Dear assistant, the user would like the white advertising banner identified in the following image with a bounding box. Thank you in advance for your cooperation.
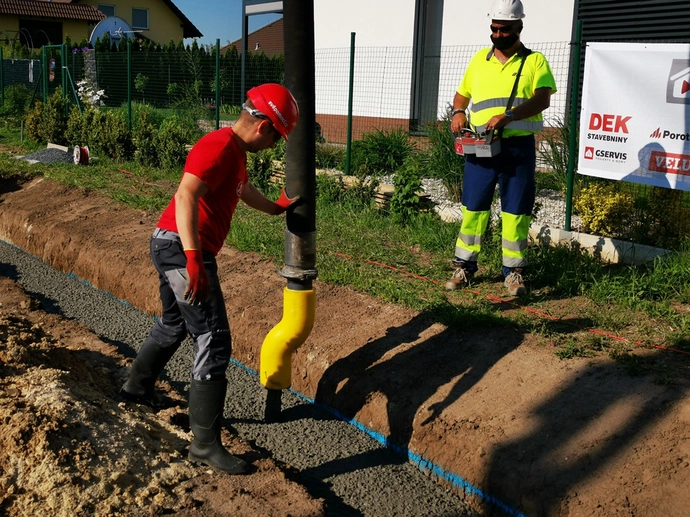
[578,42,690,191]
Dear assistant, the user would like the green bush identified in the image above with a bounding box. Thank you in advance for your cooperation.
[247,149,276,192]
[315,143,345,170]
[154,117,188,170]
[390,156,423,224]
[65,105,84,146]
[246,140,285,192]
[343,176,379,210]
[575,182,635,237]
[574,181,690,248]
[79,108,96,146]
[269,139,286,164]
[23,89,69,145]
[1,84,32,125]
[40,88,68,145]
[70,108,133,161]
[64,103,200,167]
[134,73,149,102]
[647,188,690,248]
[133,110,159,167]
[104,111,134,161]
[131,101,165,129]
[25,101,44,142]
[629,186,690,249]
[174,112,204,146]
[316,173,346,205]
[418,114,464,203]
[346,128,415,178]
[88,110,108,152]
[220,104,241,116]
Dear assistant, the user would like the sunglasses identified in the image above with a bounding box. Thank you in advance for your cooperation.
[490,24,518,34]
[242,103,282,141]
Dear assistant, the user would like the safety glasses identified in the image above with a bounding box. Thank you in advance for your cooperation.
[490,24,518,34]
[242,103,282,141]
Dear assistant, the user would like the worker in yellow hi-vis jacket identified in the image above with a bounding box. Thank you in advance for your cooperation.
[446,0,557,296]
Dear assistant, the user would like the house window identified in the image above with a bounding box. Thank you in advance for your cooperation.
[132,8,149,30]
[98,4,115,17]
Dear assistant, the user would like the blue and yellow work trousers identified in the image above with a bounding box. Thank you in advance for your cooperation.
[454,135,536,277]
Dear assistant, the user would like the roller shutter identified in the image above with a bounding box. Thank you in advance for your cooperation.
[567,0,690,116]
[574,0,690,43]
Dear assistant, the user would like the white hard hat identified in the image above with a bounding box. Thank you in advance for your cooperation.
[488,0,525,21]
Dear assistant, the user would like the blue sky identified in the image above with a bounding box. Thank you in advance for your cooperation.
[172,0,282,46]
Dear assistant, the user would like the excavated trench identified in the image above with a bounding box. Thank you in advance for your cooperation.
[0,175,480,516]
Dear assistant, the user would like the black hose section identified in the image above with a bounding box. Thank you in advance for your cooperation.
[283,0,317,250]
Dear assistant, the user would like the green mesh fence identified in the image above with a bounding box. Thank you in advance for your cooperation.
[3,40,570,137]
[91,44,284,124]
[314,41,572,144]
[1,39,689,249]
[0,57,41,92]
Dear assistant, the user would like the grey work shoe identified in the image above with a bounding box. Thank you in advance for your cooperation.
[504,268,527,296]
[445,266,474,290]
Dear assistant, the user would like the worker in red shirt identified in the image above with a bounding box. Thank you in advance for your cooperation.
[121,83,299,475]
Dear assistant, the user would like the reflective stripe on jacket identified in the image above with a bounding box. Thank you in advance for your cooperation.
[457,46,557,138]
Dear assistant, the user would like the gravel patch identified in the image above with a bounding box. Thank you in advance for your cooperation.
[17,147,74,165]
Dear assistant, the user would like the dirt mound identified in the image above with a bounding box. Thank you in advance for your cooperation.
[0,276,324,516]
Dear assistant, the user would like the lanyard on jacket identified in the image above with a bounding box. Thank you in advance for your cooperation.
[497,45,532,139]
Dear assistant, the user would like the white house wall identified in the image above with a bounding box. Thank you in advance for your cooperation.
[441,0,575,46]
[313,0,575,49]
[315,47,414,119]
[314,0,574,122]
[314,0,418,49]
[314,0,417,120]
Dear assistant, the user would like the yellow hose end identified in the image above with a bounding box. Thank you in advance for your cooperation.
[260,287,315,390]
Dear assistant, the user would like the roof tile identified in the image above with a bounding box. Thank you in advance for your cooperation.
[224,18,284,57]
[0,0,106,22]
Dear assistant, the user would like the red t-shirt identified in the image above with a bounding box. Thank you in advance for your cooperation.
[157,128,247,255]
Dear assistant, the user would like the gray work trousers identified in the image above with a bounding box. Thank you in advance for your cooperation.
[147,228,231,381]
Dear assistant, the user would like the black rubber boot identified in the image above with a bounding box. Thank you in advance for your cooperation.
[120,336,179,409]
[188,379,248,475]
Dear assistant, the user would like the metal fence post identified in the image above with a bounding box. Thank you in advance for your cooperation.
[345,32,356,176]
[565,20,583,232]
[0,46,4,108]
[62,44,68,117]
[42,46,47,103]
[127,39,132,132]
[216,39,220,130]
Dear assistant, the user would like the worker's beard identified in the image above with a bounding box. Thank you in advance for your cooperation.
[491,33,519,51]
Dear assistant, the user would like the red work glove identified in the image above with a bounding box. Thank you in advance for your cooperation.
[184,249,210,305]
[274,187,300,214]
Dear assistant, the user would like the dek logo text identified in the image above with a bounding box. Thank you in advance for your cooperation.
[588,113,631,134]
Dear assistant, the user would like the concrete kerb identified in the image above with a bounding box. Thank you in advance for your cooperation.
[528,225,671,266]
